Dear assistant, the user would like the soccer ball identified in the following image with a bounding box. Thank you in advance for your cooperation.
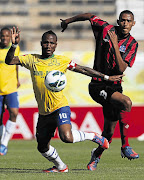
[44,70,67,92]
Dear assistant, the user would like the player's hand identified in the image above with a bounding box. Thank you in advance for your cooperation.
[109,74,124,82]
[108,30,118,46]
[60,19,68,32]
[11,26,20,45]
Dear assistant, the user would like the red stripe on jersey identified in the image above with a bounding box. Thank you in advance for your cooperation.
[97,20,107,26]
[91,16,100,23]
[91,16,107,26]
[103,24,114,39]
[125,36,134,50]
[91,15,114,40]
[118,36,138,67]
[118,36,133,49]
[124,42,138,67]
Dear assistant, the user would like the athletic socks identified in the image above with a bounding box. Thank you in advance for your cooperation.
[71,130,95,143]
[120,111,130,148]
[41,145,66,170]
[1,120,16,147]
[0,124,5,144]
[41,131,98,169]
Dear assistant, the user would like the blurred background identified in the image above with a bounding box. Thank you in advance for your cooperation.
[0,0,144,139]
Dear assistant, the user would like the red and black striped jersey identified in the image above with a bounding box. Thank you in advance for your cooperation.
[90,15,138,77]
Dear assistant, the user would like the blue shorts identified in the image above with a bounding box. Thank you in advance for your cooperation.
[36,106,71,142]
[0,92,19,115]
[55,106,71,126]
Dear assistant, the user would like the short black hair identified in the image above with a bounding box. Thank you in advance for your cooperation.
[119,10,134,20]
[0,27,11,33]
[42,30,57,41]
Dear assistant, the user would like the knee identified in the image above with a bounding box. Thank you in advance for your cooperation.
[123,97,132,112]
[9,109,19,120]
[59,131,73,143]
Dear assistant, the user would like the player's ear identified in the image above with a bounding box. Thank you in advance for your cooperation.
[132,21,136,26]
[40,41,43,46]
[117,19,120,25]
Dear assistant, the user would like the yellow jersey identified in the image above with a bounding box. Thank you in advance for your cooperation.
[0,44,20,95]
[19,54,71,115]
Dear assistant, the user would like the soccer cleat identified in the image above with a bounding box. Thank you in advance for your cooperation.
[43,165,68,173]
[92,133,109,149]
[0,144,8,156]
[87,148,100,171]
[121,146,139,160]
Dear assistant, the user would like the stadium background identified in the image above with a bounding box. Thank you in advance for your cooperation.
[0,0,144,140]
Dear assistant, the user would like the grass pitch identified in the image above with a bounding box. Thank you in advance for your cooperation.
[0,139,143,180]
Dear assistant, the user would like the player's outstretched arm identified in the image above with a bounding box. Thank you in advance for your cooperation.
[70,64,124,82]
[60,13,93,32]
[5,27,21,65]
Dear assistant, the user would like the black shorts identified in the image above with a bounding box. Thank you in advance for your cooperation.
[36,106,71,144]
[89,82,123,121]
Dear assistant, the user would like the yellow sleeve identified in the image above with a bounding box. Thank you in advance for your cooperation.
[15,45,20,56]
[18,54,33,70]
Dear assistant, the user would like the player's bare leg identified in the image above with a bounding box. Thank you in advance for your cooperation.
[0,108,18,156]
[58,123,109,149]
[111,92,139,160]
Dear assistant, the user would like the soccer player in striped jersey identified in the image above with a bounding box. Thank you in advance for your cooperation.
[5,27,122,173]
[0,27,20,156]
[61,10,139,170]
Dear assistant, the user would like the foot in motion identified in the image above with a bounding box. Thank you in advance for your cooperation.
[0,144,7,156]
[92,133,109,149]
[43,165,68,173]
[121,146,139,160]
[87,148,100,171]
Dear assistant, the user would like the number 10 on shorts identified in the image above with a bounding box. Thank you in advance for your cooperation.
[59,113,67,119]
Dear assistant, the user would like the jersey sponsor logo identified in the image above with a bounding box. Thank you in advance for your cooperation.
[99,90,107,100]
[33,71,49,77]
[33,71,43,76]
[119,45,126,53]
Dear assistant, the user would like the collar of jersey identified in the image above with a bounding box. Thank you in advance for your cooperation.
[42,54,54,60]
[0,43,11,49]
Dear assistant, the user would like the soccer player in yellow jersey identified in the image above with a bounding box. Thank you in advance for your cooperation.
[5,27,123,172]
[0,27,20,155]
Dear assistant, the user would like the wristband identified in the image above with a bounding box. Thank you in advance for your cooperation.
[11,44,18,48]
[104,75,109,81]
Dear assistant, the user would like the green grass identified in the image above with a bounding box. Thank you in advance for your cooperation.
[0,139,144,180]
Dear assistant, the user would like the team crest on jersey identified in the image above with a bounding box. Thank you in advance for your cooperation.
[119,45,126,53]
[48,58,60,66]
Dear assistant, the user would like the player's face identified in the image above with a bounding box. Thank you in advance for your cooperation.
[41,34,57,58]
[118,13,135,36]
[0,30,11,48]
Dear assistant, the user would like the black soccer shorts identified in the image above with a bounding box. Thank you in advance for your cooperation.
[89,82,123,121]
